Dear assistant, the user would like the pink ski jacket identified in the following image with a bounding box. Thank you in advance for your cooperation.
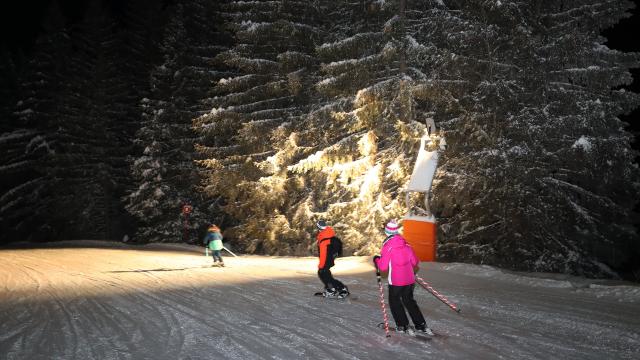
[374,234,419,286]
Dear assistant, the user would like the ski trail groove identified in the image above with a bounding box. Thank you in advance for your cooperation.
[1,243,639,360]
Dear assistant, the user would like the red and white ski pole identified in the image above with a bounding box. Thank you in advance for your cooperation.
[415,275,461,313]
[375,266,391,337]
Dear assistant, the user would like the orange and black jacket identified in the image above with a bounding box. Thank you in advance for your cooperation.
[317,226,336,269]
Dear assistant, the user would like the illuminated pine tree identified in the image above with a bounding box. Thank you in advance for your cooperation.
[199,0,444,255]
[193,0,639,278]
[195,0,323,253]
[279,0,434,254]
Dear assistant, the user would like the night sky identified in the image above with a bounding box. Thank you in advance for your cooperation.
[1,0,87,52]
[602,5,640,142]
[0,0,175,52]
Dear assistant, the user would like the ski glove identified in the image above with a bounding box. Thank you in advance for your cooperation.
[372,255,380,266]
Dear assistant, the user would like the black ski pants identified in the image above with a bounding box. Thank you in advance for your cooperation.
[388,284,425,328]
[318,267,346,291]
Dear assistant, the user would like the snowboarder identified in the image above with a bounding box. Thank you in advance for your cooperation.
[315,220,349,298]
[203,224,224,266]
[374,220,433,335]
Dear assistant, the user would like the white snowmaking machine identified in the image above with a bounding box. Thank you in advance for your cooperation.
[402,118,446,261]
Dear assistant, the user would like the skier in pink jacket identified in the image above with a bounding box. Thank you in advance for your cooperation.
[374,220,433,335]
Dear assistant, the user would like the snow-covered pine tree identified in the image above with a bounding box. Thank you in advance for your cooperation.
[104,0,163,239]
[4,0,161,242]
[525,0,640,275]
[0,50,19,134]
[43,2,134,240]
[194,0,639,275]
[1,3,70,241]
[196,0,451,256]
[428,0,640,277]
[126,0,225,242]
[195,0,324,254]
[196,0,427,255]
[273,0,441,255]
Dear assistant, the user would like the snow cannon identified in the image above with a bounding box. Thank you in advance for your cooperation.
[403,215,437,262]
[402,124,443,262]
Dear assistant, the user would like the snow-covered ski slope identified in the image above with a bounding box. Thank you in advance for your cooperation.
[1,241,638,360]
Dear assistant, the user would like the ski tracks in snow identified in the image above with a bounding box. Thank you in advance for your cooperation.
[0,245,430,359]
[1,242,640,360]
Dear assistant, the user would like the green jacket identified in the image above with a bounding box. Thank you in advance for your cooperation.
[204,231,223,251]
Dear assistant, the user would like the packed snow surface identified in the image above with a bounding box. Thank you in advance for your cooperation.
[1,241,639,360]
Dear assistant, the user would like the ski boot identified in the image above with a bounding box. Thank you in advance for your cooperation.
[415,323,435,336]
[395,325,414,335]
[323,288,338,298]
[337,287,350,299]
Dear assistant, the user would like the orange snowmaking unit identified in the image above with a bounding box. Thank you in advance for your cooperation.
[402,121,445,262]
[403,216,437,261]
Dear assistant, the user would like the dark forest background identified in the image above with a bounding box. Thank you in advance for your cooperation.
[1,0,639,280]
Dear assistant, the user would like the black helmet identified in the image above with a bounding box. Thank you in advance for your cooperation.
[316,220,327,230]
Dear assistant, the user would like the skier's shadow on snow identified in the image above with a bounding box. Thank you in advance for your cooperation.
[107,267,204,273]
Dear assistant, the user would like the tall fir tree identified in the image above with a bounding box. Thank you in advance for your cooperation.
[281,0,425,254]
[1,2,70,241]
[428,0,640,277]
[3,0,162,242]
[44,0,157,240]
[195,0,639,278]
[194,0,324,253]
[126,0,226,242]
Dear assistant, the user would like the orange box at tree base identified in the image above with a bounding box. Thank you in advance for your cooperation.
[402,218,437,262]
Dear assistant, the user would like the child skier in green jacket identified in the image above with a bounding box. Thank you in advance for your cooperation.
[203,224,224,266]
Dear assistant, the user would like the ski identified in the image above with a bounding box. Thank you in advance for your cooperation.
[376,323,433,342]
[313,292,353,300]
